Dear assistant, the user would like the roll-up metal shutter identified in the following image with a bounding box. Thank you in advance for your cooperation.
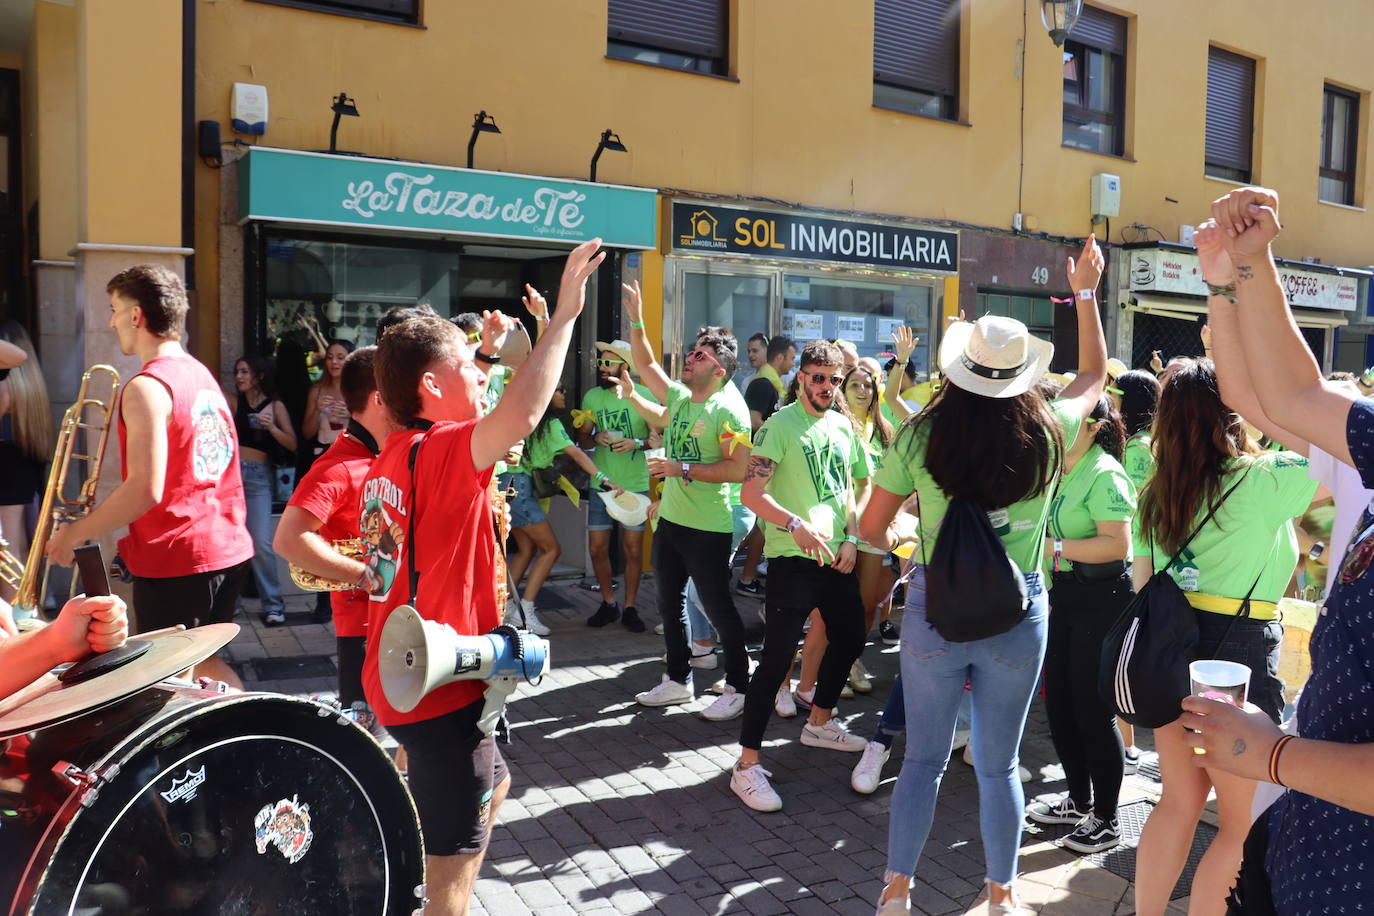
[1206,47,1256,175]
[1070,5,1126,54]
[873,0,959,97]
[608,0,727,60]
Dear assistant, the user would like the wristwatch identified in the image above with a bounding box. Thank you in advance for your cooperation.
[785,515,802,533]
[475,350,501,364]
[681,462,693,483]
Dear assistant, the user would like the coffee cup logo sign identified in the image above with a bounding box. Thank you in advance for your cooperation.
[1128,246,1363,312]
[342,171,587,238]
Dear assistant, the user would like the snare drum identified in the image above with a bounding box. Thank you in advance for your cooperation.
[0,684,425,914]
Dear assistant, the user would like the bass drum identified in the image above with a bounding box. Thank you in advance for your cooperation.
[0,685,425,915]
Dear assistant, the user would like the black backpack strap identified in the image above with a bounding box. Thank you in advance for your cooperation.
[404,419,435,608]
[1158,465,1254,572]
[1209,570,1264,656]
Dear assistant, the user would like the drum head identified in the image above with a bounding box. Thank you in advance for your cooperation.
[11,689,423,915]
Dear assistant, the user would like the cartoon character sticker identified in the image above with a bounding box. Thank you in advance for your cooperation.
[191,389,234,481]
[360,496,404,599]
[254,795,314,864]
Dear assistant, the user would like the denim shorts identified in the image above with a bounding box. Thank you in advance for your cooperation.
[1192,608,1285,723]
[503,472,546,529]
[587,489,648,531]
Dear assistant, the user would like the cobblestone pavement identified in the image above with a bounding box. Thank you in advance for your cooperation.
[228,571,1202,916]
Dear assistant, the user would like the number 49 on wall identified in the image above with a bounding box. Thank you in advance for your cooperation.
[1031,266,1049,286]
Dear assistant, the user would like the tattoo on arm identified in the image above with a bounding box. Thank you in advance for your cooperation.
[1232,738,1247,756]
[745,456,775,482]
[1236,264,1254,282]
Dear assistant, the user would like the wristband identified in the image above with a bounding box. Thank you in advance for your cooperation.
[680,462,692,483]
[630,320,644,330]
[1205,280,1238,304]
[475,350,501,364]
[1053,538,1064,573]
[785,515,802,533]
[1268,734,1296,787]
[844,535,859,546]
[634,438,645,450]
[1075,289,1096,301]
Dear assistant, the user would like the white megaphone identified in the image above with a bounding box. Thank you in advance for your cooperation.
[378,605,550,732]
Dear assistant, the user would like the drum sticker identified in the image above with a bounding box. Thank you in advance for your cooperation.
[159,766,207,804]
[254,796,314,864]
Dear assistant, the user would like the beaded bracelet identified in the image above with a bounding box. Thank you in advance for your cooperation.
[1205,281,1238,304]
[1268,734,1297,787]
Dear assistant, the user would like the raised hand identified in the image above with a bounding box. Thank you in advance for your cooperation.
[552,238,605,325]
[520,287,549,324]
[1211,187,1282,258]
[1194,219,1235,286]
[1067,234,1105,294]
[1150,350,1164,374]
[611,367,634,399]
[622,280,644,328]
[481,308,519,355]
[893,326,917,363]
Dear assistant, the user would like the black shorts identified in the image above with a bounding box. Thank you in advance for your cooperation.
[1192,608,1285,724]
[132,561,249,633]
[388,698,509,856]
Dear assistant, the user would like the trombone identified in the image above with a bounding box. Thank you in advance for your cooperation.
[0,366,120,614]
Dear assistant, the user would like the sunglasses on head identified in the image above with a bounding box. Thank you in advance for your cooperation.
[806,372,845,387]
[466,331,482,343]
[596,358,625,369]
[686,348,723,370]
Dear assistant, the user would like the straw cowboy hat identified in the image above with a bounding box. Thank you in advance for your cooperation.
[594,339,635,369]
[940,316,1054,399]
[1105,357,1129,379]
[599,489,651,527]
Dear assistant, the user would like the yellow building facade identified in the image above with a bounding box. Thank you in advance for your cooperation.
[7,0,1374,397]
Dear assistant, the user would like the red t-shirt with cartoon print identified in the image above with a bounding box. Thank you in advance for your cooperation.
[360,419,498,726]
[287,430,375,637]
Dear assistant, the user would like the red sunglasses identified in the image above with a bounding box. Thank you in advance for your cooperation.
[686,348,723,371]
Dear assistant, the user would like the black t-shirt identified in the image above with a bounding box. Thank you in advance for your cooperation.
[744,377,780,425]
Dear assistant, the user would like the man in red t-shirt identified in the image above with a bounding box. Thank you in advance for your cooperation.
[47,265,252,688]
[273,346,394,731]
[363,239,604,912]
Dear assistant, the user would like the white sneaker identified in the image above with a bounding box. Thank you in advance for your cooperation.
[800,717,867,752]
[962,743,1033,782]
[636,675,693,707]
[849,659,873,693]
[875,893,911,915]
[851,740,890,794]
[514,600,550,636]
[657,646,719,669]
[840,682,856,699]
[774,683,797,718]
[653,622,665,635]
[951,728,972,752]
[701,685,746,721]
[730,763,782,812]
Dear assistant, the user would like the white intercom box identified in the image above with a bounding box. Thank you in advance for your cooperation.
[1090,173,1121,218]
[232,83,269,135]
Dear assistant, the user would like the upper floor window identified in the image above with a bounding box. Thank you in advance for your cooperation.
[248,0,419,26]
[873,0,960,121]
[1205,46,1256,183]
[1320,84,1360,206]
[607,0,728,76]
[1062,5,1127,157]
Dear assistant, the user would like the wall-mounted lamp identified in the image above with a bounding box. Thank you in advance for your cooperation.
[329,91,359,154]
[467,110,501,169]
[589,129,627,182]
[1039,0,1084,47]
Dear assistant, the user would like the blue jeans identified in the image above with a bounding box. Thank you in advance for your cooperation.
[685,502,755,643]
[240,459,284,615]
[887,565,1048,886]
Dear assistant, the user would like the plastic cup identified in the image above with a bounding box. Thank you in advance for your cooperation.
[605,430,624,441]
[1188,659,1251,755]
[645,448,666,462]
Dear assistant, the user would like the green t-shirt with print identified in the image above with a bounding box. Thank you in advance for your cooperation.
[873,400,1083,574]
[484,364,512,475]
[660,380,751,533]
[1122,433,1154,494]
[518,417,574,474]
[1131,451,1318,603]
[753,402,872,560]
[582,385,656,492]
[1047,444,1136,571]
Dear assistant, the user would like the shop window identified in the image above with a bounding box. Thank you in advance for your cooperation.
[1205,46,1256,183]
[785,275,934,377]
[682,273,770,354]
[607,0,728,76]
[1062,6,1126,157]
[248,0,419,26]
[1320,84,1360,206]
[873,0,959,121]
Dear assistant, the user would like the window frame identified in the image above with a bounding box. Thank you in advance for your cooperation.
[247,0,422,27]
[1320,84,1360,207]
[606,0,729,77]
[872,0,961,122]
[1061,39,1126,157]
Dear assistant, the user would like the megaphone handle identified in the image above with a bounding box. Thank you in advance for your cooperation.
[74,544,111,597]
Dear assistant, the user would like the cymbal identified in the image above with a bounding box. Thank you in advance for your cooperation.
[0,623,239,738]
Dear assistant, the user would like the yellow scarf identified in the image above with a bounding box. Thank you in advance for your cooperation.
[755,363,785,396]
[720,421,752,456]
[571,408,596,430]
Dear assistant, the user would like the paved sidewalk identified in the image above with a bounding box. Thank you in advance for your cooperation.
[228,574,1197,916]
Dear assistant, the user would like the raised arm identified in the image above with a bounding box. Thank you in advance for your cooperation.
[623,281,671,402]
[1213,188,1356,465]
[1056,234,1109,420]
[884,327,917,422]
[612,367,668,428]
[471,240,605,471]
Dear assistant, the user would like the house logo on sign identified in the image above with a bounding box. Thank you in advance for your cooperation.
[679,210,727,248]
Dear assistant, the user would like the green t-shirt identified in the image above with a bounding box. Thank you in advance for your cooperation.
[753,403,872,560]
[1047,444,1136,571]
[518,417,574,474]
[1131,451,1318,603]
[716,382,751,508]
[485,364,511,475]
[873,400,1083,574]
[581,385,656,492]
[660,380,751,533]
[1122,433,1154,494]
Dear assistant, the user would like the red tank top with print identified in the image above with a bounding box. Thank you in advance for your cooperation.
[117,354,253,577]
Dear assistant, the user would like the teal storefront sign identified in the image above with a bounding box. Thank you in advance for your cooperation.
[238,148,657,249]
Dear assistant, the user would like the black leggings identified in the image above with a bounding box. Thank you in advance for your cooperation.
[337,635,366,707]
[739,556,867,750]
[654,519,750,691]
[1045,572,1131,820]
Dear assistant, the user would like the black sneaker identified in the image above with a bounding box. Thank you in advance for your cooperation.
[587,602,620,627]
[878,620,899,645]
[312,593,333,624]
[735,579,764,598]
[1026,794,1090,825]
[622,606,646,633]
[1123,746,1142,775]
[1061,815,1121,854]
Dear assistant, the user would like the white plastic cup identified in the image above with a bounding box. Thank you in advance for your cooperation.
[1188,659,1251,755]
[645,448,666,462]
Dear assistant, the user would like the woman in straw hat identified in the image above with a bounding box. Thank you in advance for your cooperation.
[860,236,1108,915]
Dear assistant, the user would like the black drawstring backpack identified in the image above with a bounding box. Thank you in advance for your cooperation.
[919,494,1030,642]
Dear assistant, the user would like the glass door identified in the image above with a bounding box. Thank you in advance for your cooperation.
[666,262,777,381]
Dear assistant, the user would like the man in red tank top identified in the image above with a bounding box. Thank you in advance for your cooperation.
[362,238,603,914]
[46,265,253,688]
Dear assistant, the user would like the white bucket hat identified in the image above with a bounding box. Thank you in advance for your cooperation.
[939,316,1054,399]
[598,489,651,527]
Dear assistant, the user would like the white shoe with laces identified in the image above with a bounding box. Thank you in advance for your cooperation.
[636,675,693,707]
[730,763,782,812]
[774,683,797,718]
[849,659,873,693]
[511,600,550,636]
[700,685,745,721]
[800,717,867,752]
[851,741,890,794]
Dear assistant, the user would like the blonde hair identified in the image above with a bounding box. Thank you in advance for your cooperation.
[0,322,55,463]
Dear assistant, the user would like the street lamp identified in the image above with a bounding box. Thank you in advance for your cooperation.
[329,91,359,154]
[1040,0,1083,47]
[467,110,501,169]
[589,129,627,182]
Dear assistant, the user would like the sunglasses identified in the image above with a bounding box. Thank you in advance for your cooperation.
[807,372,845,387]
[686,348,723,371]
[466,331,482,343]
[596,358,626,369]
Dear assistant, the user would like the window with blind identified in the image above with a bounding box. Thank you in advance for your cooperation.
[1062,6,1127,157]
[1320,85,1360,206]
[1205,47,1256,183]
[873,0,960,120]
[248,0,419,26]
[607,0,728,76]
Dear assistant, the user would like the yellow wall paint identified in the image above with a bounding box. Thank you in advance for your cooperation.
[76,0,181,246]
[28,1,78,260]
